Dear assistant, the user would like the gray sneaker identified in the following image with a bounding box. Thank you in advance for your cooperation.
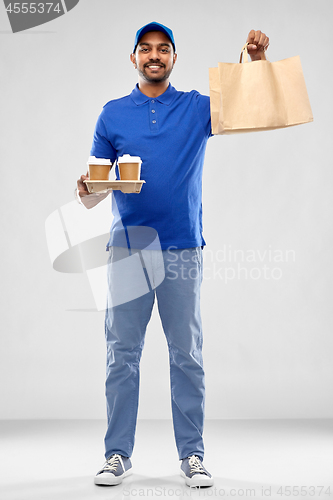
[180,455,214,487]
[94,454,132,486]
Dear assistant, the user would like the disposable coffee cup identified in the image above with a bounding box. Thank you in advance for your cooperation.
[118,154,142,181]
[87,156,111,180]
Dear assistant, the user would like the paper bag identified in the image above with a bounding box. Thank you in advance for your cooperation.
[209,44,313,134]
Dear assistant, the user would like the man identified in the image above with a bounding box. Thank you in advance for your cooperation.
[77,22,269,488]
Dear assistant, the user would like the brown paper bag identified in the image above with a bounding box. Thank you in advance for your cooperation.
[209,44,313,134]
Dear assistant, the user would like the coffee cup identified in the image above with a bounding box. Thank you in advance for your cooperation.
[87,156,111,180]
[117,154,142,181]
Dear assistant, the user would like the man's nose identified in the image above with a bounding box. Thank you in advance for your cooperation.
[149,48,160,60]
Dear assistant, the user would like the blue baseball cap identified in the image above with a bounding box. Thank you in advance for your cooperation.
[133,22,176,53]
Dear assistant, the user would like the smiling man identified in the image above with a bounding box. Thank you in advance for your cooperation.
[77,22,269,488]
[131,30,176,87]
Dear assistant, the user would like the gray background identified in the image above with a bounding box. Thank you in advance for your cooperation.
[1,0,332,420]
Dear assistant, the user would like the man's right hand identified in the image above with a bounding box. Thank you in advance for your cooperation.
[77,172,90,197]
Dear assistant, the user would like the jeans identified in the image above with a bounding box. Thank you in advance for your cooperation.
[104,246,205,461]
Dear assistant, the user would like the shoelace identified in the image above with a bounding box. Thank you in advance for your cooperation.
[104,454,122,472]
[188,455,205,475]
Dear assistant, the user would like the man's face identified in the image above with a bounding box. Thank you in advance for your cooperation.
[130,31,177,84]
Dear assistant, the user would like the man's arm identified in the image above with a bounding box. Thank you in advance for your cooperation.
[246,30,270,61]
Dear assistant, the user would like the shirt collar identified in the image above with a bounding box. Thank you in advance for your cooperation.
[130,83,177,106]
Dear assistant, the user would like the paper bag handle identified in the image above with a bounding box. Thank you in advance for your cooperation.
[239,42,267,63]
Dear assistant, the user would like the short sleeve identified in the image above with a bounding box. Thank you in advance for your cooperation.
[196,94,213,138]
[90,112,117,160]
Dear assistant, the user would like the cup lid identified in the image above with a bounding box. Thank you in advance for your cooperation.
[118,154,142,164]
[87,156,111,165]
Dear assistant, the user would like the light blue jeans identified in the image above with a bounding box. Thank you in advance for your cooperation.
[104,246,205,461]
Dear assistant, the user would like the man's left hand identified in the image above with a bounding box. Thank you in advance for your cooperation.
[246,30,269,61]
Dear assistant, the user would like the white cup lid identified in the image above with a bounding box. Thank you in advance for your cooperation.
[87,156,111,165]
[118,154,142,164]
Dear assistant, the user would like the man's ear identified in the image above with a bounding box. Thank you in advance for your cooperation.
[173,53,177,65]
[130,53,137,69]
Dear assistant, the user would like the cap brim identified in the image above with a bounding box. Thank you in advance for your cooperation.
[133,22,175,52]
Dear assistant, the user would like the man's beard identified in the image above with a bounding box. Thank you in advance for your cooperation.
[138,63,174,84]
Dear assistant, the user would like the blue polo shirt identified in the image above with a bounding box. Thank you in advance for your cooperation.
[90,83,212,250]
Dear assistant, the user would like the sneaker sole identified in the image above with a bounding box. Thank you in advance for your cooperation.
[94,468,132,486]
[180,470,214,488]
